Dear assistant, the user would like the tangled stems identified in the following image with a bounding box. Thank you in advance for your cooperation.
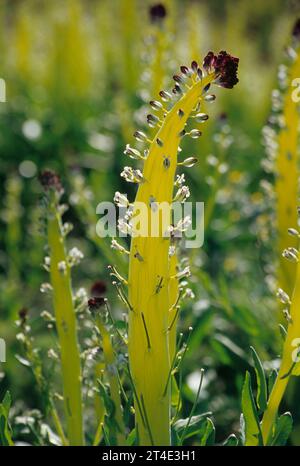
[46,194,84,446]
[261,249,300,444]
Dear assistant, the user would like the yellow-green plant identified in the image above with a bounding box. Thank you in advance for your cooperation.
[40,170,84,446]
[88,297,126,446]
[260,219,300,444]
[264,21,300,296]
[114,51,239,445]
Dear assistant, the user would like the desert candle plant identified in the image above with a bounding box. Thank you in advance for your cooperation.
[260,216,300,444]
[40,171,84,446]
[114,52,239,445]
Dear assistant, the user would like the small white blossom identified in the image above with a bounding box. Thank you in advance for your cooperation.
[68,247,84,266]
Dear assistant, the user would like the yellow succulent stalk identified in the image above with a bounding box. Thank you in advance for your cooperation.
[275,53,300,295]
[124,52,239,445]
[261,237,300,444]
[43,173,84,446]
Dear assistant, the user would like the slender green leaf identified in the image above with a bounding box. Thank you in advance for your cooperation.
[223,434,239,446]
[0,391,14,446]
[270,412,293,446]
[241,372,262,446]
[173,413,211,440]
[250,346,267,412]
[200,418,215,446]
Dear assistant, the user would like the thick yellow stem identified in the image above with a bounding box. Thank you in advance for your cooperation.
[128,74,214,445]
[48,210,84,446]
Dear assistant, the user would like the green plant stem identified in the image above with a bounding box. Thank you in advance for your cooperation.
[50,401,69,446]
[47,208,84,446]
[95,317,126,445]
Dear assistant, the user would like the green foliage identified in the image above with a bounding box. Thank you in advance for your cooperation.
[241,372,262,446]
[0,392,14,446]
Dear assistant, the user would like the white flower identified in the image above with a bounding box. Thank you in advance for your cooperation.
[114,191,129,208]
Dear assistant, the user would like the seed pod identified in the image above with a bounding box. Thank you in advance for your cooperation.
[288,227,299,237]
[159,90,172,101]
[204,94,216,102]
[147,114,160,127]
[124,144,143,160]
[191,60,198,72]
[178,157,198,167]
[194,113,209,122]
[133,130,148,142]
[150,100,163,110]
[189,129,202,138]
[276,288,291,305]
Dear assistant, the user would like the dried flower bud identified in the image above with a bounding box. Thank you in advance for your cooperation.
[292,18,300,42]
[149,3,167,23]
[90,280,107,297]
[18,308,28,325]
[88,297,106,313]
[203,50,239,89]
[39,170,63,193]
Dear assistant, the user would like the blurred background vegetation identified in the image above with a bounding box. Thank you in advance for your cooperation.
[1,0,300,445]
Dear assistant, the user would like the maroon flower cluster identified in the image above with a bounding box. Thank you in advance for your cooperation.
[292,18,300,41]
[88,297,106,312]
[149,3,167,23]
[203,51,239,89]
[39,170,63,193]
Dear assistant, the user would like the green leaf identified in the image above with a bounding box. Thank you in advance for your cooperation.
[0,391,14,446]
[270,412,293,446]
[268,369,277,395]
[250,346,267,412]
[200,418,215,446]
[171,375,180,408]
[173,413,211,440]
[126,428,137,446]
[223,434,239,446]
[241,371,262,446]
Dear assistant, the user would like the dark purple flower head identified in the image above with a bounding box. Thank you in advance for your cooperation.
[18,307,28,326]
[149,3,167,23]
[292,18,300,41]
[203,50,239,89]
[39,170,63,193]
[90,280,107,297]
[88,297,106,313]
